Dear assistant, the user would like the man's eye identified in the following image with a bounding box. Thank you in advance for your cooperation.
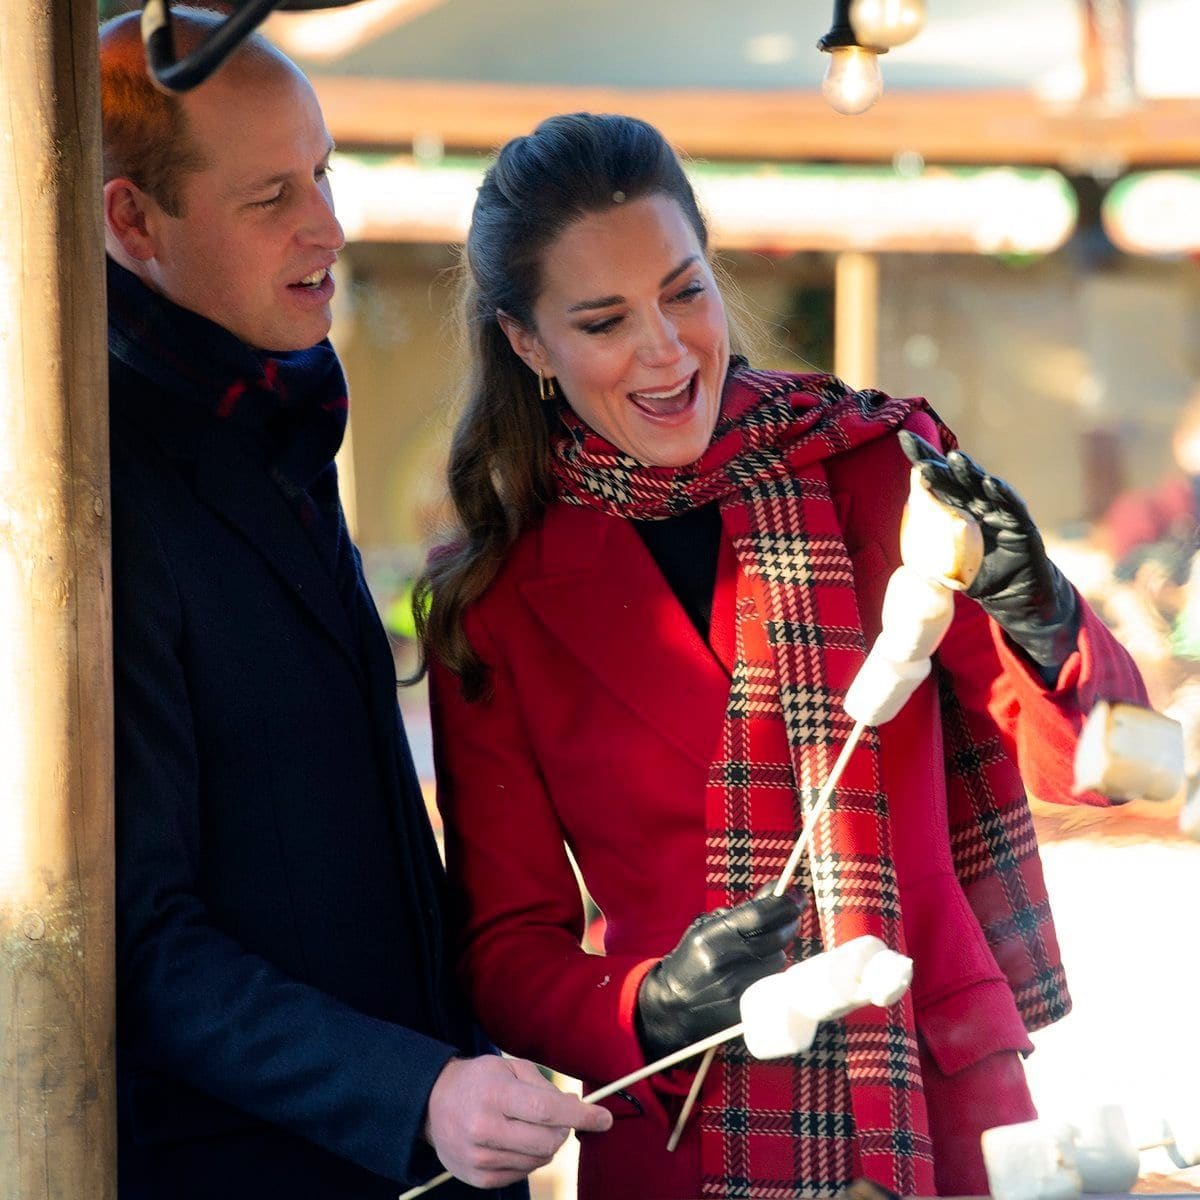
[255,192,285,209]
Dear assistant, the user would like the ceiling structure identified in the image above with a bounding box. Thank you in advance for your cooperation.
[255,0,1200,165]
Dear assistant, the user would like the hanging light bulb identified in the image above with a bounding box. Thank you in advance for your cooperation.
[818,0,886,115]
[848,0,926,50]
[821,45,885,114]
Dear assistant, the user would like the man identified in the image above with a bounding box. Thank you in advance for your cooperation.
[100,11,611,1198]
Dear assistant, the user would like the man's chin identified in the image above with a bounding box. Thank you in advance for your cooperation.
[250,317,333,354]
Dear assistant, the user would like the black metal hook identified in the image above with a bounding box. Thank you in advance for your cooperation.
[141,0,282,92]
[141,0,361,93]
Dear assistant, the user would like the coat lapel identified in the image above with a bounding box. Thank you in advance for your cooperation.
[193,427,367,687]
[520,505,732,769]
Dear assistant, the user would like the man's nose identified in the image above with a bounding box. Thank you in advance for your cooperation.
[300,182,345,252]
[637,311,685,368]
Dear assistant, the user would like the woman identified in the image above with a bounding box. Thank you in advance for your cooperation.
[417,113,1146,1200]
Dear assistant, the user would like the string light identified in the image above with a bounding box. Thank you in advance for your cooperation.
[849,0,926,50]
[818,0,887,115]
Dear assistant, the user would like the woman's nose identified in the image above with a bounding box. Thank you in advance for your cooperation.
[637,312,685,368]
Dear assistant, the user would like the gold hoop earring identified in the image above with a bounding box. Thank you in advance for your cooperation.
[538,371,557,403]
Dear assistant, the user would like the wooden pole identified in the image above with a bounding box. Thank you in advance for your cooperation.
[0,1,115,1197]
[834,250,879,389]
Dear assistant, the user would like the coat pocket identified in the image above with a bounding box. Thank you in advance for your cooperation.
[915,978,1034,1076]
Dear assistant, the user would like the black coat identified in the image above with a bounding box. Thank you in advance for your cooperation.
[109,354,521,1200]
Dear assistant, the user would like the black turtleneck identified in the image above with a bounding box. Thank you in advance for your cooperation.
[631,503,722,639]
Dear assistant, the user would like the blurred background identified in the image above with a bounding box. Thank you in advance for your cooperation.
[99,1,1200,1193]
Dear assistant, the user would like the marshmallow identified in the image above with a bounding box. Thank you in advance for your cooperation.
[1070,1105,1140,1194]
[856,945,914,1008]
[875,565,956,664]
[1073,701,1185,804]
[843,645,931,726]
[784,935,913,1022]
[1164,1115,1200,1170]
[738,970,821,1061]
[899,467,984,592]
[982,1119,1082,1200]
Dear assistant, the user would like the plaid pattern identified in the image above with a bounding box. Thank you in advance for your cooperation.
[936,669,1072,1030]
[553,366,938,1197]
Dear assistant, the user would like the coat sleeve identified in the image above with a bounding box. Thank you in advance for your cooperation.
[429,603,661,1115]
[902,410,1149,806]
[112,489,457,1186]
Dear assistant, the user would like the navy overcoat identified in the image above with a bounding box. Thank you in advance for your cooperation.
[110,355,521,1200]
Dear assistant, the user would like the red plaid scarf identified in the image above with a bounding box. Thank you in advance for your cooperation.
[552,364,943,1198]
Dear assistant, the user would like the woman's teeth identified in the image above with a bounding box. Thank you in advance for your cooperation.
[296,269,326,287]
[631,376,694,414]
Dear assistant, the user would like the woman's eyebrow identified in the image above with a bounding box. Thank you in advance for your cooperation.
[566,255,699,313]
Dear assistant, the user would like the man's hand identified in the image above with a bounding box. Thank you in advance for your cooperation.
[635,892,804,1061]
[899,430,1080,676]
[424,1055,613,1190]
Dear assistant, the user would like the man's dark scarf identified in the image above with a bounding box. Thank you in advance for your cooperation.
[106,256,354,605]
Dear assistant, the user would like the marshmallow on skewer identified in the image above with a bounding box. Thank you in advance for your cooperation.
[899,467,984,592]
[1070,1105,1140,1194]
[982,1119,1082,1200]
[739,970,821,1061]
[782,935,913,1022]
[737,937,913,1061]
[1163,1115,1200,1170]
[875,565,956,664]
[1073,701,1185,803]
[843,645,931,726]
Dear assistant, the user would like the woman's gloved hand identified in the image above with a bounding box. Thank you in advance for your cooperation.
[899,430,1080,678]
[634,892,804,1062]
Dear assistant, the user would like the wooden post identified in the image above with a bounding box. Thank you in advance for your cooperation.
[834,250,879,389]
[0,2,115,1197]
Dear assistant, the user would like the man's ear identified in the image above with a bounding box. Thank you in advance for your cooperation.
[104,178,160,262]
[497,310,550,377]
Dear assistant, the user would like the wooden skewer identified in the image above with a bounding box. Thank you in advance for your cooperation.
[397,1024,746,1200]
[1137,1137,1174,1152]
[665,720,868,1152]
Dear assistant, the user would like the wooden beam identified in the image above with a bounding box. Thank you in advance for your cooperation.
[0,1,115,1197]
[312,76,1200,167]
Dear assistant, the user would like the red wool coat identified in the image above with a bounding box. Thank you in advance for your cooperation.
[430,418,1147,1200]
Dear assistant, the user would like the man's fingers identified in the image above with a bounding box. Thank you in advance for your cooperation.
[504,1057,552,1087]
[502,1076,614,1134]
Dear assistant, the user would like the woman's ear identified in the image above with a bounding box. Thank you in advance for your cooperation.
[497,310,550,376]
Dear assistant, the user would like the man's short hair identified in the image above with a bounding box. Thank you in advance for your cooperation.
[99,8,274,217]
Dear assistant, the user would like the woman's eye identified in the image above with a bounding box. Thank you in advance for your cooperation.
[582,315,621,335]
[673,282,705,302]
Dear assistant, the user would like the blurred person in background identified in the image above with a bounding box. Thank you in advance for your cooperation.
[415,113,1147,1200]
[100,13,610,1198]
[1099,385,1200,582]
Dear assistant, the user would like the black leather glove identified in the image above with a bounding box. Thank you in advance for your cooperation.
[634,892,805,1062]
[899,430,1080,678]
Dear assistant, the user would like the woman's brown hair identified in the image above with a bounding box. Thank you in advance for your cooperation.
[412,113,718,700]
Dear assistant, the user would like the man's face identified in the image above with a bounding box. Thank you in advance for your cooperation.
[144,63,344,352]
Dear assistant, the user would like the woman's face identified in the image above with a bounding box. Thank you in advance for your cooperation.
[503,193,731,468]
